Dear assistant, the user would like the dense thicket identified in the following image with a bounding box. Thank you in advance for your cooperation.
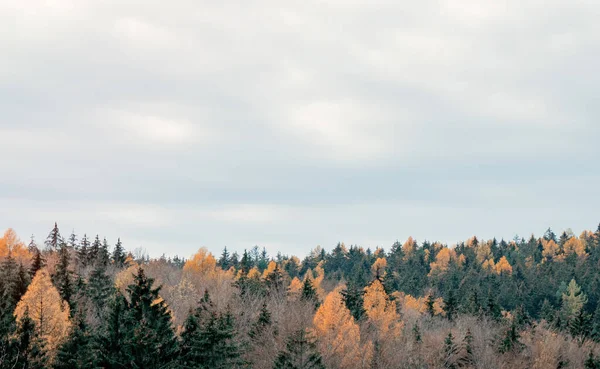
[1,223,600,368]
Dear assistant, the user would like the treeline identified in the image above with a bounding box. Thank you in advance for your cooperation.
[1,223,600,368]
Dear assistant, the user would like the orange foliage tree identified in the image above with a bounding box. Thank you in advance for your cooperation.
[313,286,370,369]
[0,228,30,265]
[14,269,71,359]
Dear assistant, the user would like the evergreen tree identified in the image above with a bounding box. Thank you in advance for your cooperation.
[67,231,77,249]
[444,332,457,369]
[87,263,114,322]
[462,328,474,366]
[341,283,365,321]
[54,311,95,369]
[265,263,285,295]
[29,246,45,278]
[78,234,90,268]
[99,238,111,267]
[179,298,244,369]
[218,246,231,269]
[412,323,422,344]
[445,290,458,321]
[44,222,63,251]
[300,278,319,309]
[250,301,274,339]
[570,308,591,345]
[499,320,523,354]
[111,238,126,268]
[88,235,102,265]
[97,292,129,368]
[52,242,74,307]
[273,329,325,369]
[425,294,436,317]
[119,267,178,368]
[585,352,600,369]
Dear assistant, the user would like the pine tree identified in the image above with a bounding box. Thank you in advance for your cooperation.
[54,311,95,369]
[301,278,319,309]
[29,246,45,278]
[250,301,273,339]
[78,234,90,268]
[13,307,49,369]
[67,231,77,249]
[111,238,126,268]
[425,293,436,317]
[412,323,422,344]
[97,292,129,368]
[273,329,325,369]
[570,308,591,345]
[52,242,74,307]
[88,235,102,265]
[499,320,523,354]
[44,222,63,251]
[444,332,457,369]
[120,267,178,368]
[87,263,114,322]
[445,290,458,322]
[219,246,231,269]
[265,263,285,295]
[585,352,600,369]
[179,298,244,369]
[341,283,365,321]
[462,328,474,366]
[98,238,111,267]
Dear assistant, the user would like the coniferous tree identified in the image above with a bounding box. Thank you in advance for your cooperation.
[445,290,458,322]
[44,222,63,252]
[412,323,422,344]
[444,332,457,369]
[54,311,95,369]
[179,296,244,369]
[52,242,74,307]
[97,292,129,368]
[78,234,90,268]
[219,246,231,270]
[341,283,365,321]
[499,320,523,354]
[98,238,111,267]
[250,301,274,339]
[111,238,126,268]
[67,231,77,250]
[88,235,102,265]
[273,329,325,369]
[29,246,45,278]
[300,278,319,309]
[87,263,114,322]
[585,352,600,369]
[13,307,49,369]
[121,267,178,368]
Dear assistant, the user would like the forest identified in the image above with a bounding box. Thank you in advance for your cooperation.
[2,223,600,369]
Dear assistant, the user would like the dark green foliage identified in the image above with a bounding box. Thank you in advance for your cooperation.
[265,264,285,295]
[78,234,90,268]
[444,332,457,369]
[218,246,231,270]
[585,352,600,369]
[54,311,96,369]
[570,309,592,345]
[499,320,524,354]
[412,323,422,344]
[273,329,325,369]
[250,302,274,339]
[111,238,126,268]
[52,242,74,307]
[29,246,45,278]
[341,284,365,321]
[463,328,474,366]
[179,293,244,369]
[300,278,319,309]
[445,290,458,321]
[98,267,178,369]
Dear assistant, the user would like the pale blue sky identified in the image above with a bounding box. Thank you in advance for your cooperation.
[1,0,599,258]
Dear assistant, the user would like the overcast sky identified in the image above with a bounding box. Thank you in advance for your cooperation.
[1,0,599,258]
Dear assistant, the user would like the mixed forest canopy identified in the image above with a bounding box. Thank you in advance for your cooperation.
[2,222,600,368]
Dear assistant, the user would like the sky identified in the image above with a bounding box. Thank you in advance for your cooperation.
[1,0,599,259]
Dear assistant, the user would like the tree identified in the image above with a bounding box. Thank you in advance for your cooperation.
[499,320,523,354]
[250,301,274,339]
[44,222,63,252]
[52,242,74,307]
[118,267,178,368]
[112,238,126,268]
[78,234,90,268]
[218,246,231,270]
[562,279,587,324]
[301,277,319,309]
[179,293,244,369]
[13,307,49,369]
[363,279,402,339]
[273,329,325,369]
[14,269,71,360]
[54,311,95,369]
[444,332,458,369]
[313,286,363,369]
[29,246,45,278]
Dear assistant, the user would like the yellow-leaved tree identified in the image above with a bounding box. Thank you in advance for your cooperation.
[371,257,387,280]
[363,279,403,339]
[313,286,371,369]
[287,276,303,300]
[0,228,30,265]
[14,269,71,359]
[494,256,513,275]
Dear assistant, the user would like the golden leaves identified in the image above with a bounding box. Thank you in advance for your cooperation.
[313,286,365,369]
[0,228,30,265]
[371,257,387,279]
[494,256,513,275]
[363,279,402,339]
[183,247,217,275]
[14,269,71,359]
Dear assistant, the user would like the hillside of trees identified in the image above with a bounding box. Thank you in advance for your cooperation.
[2,223,600,368]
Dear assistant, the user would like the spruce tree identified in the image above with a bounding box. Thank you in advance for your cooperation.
[444,332,457,369]
[219,246,231,270]
[499,320,523,354]
[97,292,129,368]
[88,235,102,265]
[250,301,274,339]
[29,246,45,278]
[67,231,77,249]
[52,242,74,307]
[341,283,365,321]
[300,278,319,309]
[99,238,111,267]
[44,222,63,252]
[273,329,325,369]
[78,234,90,268]
[179,301,244,369]
[54,311,95,369]
[111,238,126,268]
[412,323,422,344]
[122,267,178,368]
[87,263,114,322]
